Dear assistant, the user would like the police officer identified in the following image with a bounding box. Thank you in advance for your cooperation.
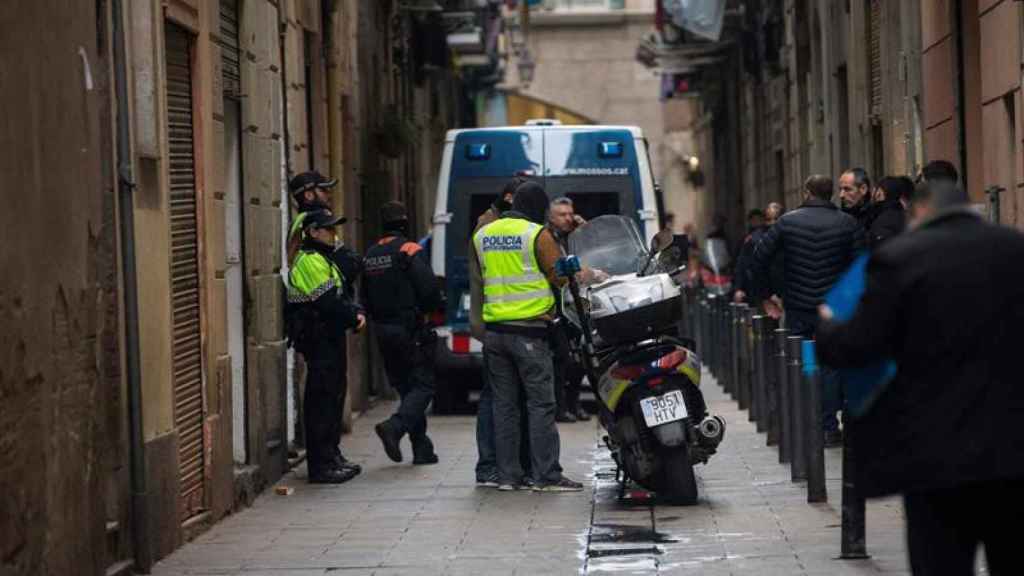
[473,181,583,492]
[288,171,335,265]
[287,210,366,484]
[362,202,444,465]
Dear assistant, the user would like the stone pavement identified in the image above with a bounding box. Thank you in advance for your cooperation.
[153,370,916,575]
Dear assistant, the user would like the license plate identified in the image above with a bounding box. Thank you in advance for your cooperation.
[640,390,688,427]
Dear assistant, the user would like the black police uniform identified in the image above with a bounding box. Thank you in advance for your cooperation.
[362,233,443,464]
[286,215,362,483]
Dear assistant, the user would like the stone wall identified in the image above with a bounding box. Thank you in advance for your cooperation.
[0,1,123,573]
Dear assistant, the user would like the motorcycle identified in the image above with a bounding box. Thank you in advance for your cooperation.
[558,215,725,505]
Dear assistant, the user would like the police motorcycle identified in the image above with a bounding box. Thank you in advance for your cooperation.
[557,216,725,505]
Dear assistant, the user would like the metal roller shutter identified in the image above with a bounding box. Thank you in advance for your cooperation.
[220,0,241,98]
[165,22,205,521]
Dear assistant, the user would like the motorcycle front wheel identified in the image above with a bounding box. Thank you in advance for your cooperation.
[658,446,698,505]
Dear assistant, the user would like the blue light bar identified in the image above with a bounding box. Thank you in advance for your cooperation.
[465,143,491,160]
[599,141,623,158]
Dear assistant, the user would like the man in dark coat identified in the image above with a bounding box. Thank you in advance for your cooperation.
[816,177,1024,575]
[731,209,766,305]
[838,167,873,230]
[865,176,911,248]
[749,175,863,442]
[735,204,786,317]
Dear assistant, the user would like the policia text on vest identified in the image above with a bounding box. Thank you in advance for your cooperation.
[474,218,556,324]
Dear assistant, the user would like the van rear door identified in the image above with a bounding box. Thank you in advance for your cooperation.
[442,129,543,327]
[542,129,644,227]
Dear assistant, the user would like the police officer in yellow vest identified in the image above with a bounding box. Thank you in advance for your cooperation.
[287,209,366,484]
[288,171,363,294]
[472,181,584,492]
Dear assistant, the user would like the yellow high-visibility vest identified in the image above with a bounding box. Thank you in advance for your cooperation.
[474,217,554,323]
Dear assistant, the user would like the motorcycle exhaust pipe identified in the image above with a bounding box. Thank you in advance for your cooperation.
[697,415,726,445]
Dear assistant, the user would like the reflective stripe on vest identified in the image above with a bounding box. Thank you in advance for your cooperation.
[288,250,344,304]
[474,218,555,323]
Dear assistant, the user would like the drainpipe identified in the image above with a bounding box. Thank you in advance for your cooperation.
[111,0,152,571]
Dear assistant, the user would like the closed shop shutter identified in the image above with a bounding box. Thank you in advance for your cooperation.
[868,0,882,122]
[220,0,241,98]
[165,22,205,521]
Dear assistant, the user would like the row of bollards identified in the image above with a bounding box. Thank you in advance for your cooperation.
[688,288,866,558]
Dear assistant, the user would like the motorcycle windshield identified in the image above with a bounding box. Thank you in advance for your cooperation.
[702,237,731,275]
[568,215,647,277]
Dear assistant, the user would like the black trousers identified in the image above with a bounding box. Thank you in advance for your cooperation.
[304,337,347,476]
[903,478,1024,575]
[376,323,436,450]
[551,325,584,413]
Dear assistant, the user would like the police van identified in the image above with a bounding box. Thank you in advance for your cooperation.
[429,121,664,412]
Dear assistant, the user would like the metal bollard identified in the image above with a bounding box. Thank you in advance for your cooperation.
[751,315,766,432]
[720,299,730,383]
[764,317,779,446]
[775,328,790,463]
[737,305,753,407]
[708,293,716,375]
[787,335,807,482]
[727,303,739,397]
[840,430,869,558]
[802,339,827,503]
[743,307,755,419]
[730,303,742,401]
[718,298,729,382]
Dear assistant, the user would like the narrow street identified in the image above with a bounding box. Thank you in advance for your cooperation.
[152,371,911,576]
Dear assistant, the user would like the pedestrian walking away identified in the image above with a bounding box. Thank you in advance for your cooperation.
[285,209,367,484]
[817,176,1024,576]
[362,201,445,466]
[473,180,584,493]
[749,175,864,445]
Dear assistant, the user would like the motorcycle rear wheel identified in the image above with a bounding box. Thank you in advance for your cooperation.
[658,446,698,505]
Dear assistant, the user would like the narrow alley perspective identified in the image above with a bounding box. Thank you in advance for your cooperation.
[6,1,1024,576]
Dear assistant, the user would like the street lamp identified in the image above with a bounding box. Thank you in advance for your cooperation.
[518,48,535,88]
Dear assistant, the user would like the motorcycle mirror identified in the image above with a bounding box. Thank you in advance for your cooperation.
[650,228,673,253]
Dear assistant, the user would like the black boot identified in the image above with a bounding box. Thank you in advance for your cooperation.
[555,411,577,423]
[574,406,591,422]
[375,420,404,463]
[412,435,439,466]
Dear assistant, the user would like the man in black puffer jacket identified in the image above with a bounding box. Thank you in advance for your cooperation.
[750,175,864,442]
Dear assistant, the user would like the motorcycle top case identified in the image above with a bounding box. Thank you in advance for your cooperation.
[586,273,683,346]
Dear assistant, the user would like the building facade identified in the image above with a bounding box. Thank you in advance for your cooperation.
[502,0,703,228]
[645,0,1024,244]
[1,1,479,574]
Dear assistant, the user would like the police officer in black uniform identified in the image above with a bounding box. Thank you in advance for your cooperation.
[362,202,444,465]
[286,210,366,483]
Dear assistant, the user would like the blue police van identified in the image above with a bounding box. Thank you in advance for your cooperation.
[429,121,664,412]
